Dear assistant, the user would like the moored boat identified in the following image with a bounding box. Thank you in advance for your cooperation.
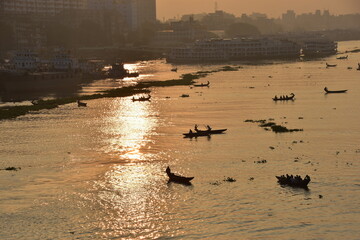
[166,166,194,185]
[193,81,210,87]
[77,100,87,107]
[132,95,151,101]
[326,63,337,67]
[336,55,348,60]
[324,87,347,93]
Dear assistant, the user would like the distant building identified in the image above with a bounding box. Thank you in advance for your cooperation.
[87,0,156,31]
[1,0,87,15]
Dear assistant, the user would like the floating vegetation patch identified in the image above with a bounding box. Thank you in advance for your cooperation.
[220,65,242,71]
[245,119,303,133]
[271,125,303,133]
[260,122,276,127]
[244,119,266,124]
[223,177,236,182]
[1,66,237,120]
[1,167,21,171]
[210,181,222,186]
[0,86,148,120]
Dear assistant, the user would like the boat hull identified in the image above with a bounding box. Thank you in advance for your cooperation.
[195,129,227,134]
[325,90,347,93]
[183,132,210,138]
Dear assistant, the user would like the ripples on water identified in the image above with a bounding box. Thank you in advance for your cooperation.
[0,41,360,239]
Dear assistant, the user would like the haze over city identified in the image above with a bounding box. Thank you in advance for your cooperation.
[157,0,360,19]
[1,0,360,239]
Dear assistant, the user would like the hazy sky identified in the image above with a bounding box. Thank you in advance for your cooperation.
[157,0,360,20]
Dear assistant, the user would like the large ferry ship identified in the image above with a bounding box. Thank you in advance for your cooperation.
[167,37,302,63]
[301,39,337,57]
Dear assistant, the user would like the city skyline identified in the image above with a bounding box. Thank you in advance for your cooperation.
[157,0,360,20]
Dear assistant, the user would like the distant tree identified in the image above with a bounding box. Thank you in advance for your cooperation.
[225,23,260,37]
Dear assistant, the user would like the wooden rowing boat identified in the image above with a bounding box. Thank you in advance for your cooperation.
[324,87,347,93]
[166,167,194,184]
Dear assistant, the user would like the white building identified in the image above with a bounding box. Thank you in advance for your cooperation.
[167,37,302,63]
[10,50,40,70]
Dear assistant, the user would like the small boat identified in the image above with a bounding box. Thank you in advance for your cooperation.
[326,63,337,67]
[127,72,139,78]
[193,81,210,87]
[171,67,177,72]
[183,130,210,138]
[166,166,194,185]
[272,93,295,101]
[276,174,311,189]
[324,87,347,93]
[132,95,151,101]
[195,128,227,134]
[77,100,87,107]
[336,55,348,60]
[180,94,189,98]
[357,63,360,70]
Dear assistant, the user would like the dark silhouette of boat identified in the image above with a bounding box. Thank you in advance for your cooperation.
[324,87,347,93]
[77,100,87,107]
[276,174,311,189]
[336,55,348,60]
[183,130,210,138]
[171,67,177,72]
[326,63,337,67]
[107,63,139,78]
[194,124,227,134]
[193,81,210,87]
[132,95,151,101]
[166,166,194,185]
[272,93,295,101]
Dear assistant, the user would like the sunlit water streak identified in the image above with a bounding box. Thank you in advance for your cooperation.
[0,41,360,239]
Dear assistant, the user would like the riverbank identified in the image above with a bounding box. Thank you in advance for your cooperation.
[0,66,241,120]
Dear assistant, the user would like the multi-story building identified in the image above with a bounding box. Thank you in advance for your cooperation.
[85,0,156,30]
[0,0,156,30]
[0,0,157,50]
[0,0,87,15]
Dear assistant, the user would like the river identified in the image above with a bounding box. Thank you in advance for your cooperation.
[0,41,360,239]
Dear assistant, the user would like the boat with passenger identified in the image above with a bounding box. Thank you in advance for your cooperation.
[194,124,227,134]
[276,174,311,189]
[183,130,210,138]
[272,93,295,101]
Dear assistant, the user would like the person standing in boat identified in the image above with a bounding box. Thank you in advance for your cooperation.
[206,125,212,131]
[194,124,198,132]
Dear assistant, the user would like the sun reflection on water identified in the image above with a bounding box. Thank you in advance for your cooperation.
[102,97,157,162]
